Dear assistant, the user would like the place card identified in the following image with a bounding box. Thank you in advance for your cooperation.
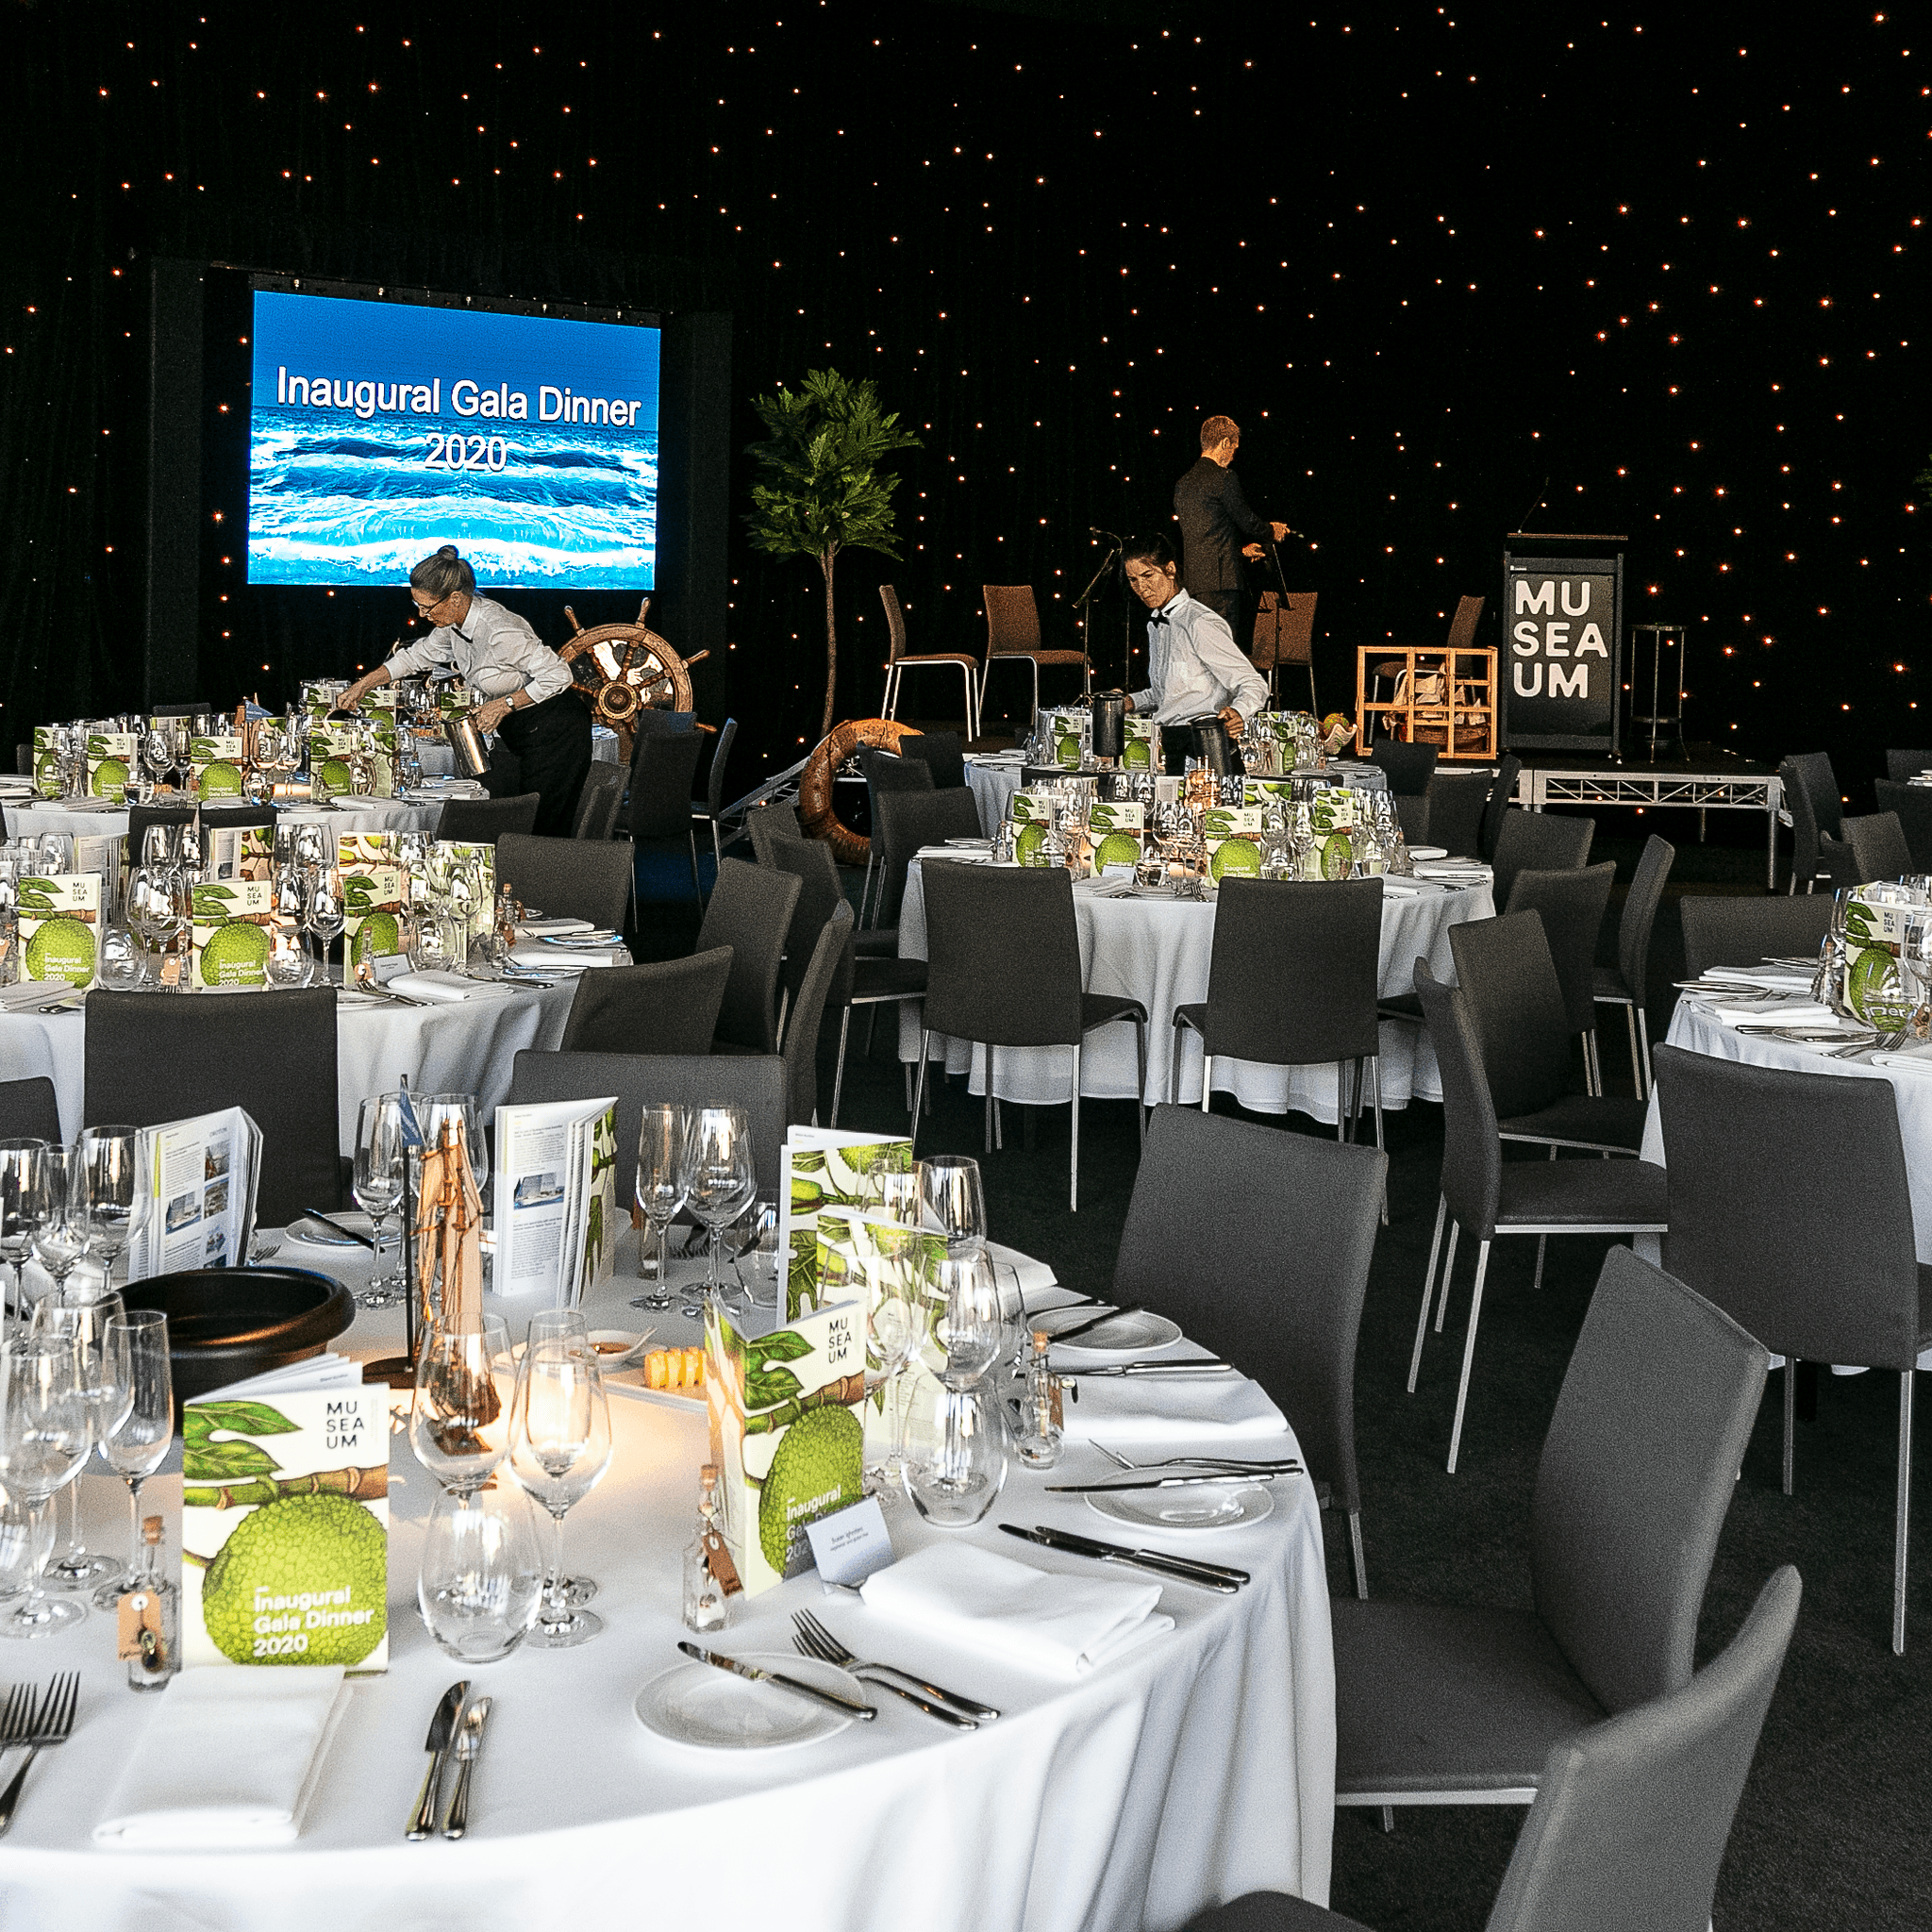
[806,1496,896,1592]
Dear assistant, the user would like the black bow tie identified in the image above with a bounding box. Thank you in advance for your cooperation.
[1149,610,1171,626]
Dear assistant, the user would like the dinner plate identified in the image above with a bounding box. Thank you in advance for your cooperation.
[1087,1483,1275,1534]
[1039,1307,1182,1355]
[943,837,993,849]
[1406,845,1448,861]
[634,1653,868,1752]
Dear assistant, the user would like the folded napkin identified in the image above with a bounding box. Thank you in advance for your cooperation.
[1707,1001,1840,1029]
[94,1666,350,1850]
[1695,966,1816,992]
[508,943,621,971]
[860,1542,1173,1677]
[1414,863,1491,879]
[519,917,595,936]
[1074,875,1135,898]
[387,969,513,1003]
[1872,1048,1932,1078]
[1061,1368,1290,1447]
[986,1240,1057,1299]
[0,977,83,1010]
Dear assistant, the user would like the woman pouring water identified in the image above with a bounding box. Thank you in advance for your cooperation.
[338,544,591,837]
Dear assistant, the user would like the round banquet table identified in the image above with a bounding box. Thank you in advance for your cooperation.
[0,979,574,1152]
[0,1227,1336,1932]
[7,797,446,847]
[899,858,1493,1123]
[1641,995,1932,1366]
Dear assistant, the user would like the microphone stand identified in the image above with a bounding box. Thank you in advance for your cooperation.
[1260,530,1317,708]
[1074,534,1124,691]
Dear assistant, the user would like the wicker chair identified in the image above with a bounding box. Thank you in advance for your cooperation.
[1251,591,1318,711]
[880,586,979,739]
[980,584,1091,721]
[1366,595,1486,747]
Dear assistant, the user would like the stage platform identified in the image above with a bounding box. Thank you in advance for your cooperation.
[1512,749,1783,889]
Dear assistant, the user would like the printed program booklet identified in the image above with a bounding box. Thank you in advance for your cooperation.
[125,1107,262,1278]
[491,1096,619,1303]
[777,1128,912,1320]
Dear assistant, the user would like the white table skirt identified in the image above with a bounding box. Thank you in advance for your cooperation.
[0,980,573,1153]
[899,862,1492,1123]
[8,798,444,848]
[0,1229,1335,1932]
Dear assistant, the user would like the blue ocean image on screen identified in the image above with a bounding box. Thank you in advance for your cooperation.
[247,291,659,589]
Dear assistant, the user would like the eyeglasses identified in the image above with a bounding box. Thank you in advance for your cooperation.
[408,593,450,616]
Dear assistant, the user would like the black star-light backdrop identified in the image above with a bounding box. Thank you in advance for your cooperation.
[1,0,1924,808]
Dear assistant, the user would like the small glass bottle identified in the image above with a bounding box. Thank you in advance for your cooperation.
[1014,1329,1065,1470]
[122,1515,179,1692]
[1038,803,1068,874]
[681,1464,738,1635]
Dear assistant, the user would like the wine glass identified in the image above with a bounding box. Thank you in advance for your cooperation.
[26,1147,89,1309]
[0,1139,50,1318]
[726,1197,781,1308]
[140,729,173,794]
[681,1107,757,1312]
[865,1256,924,1501]
[930,1246,1003,1389]
[507,1332,612,1649]
[90,1307,172,1608]
[900,1380,1008,1529]
[918,1155,988,1253]
[417,1481,545,1663]
[77,1125,147,1291]
[629,1104,688,1313]
[0,1335,91,1635]
[410,1313,514,1494]
[353,1094,407,1310]
[32,1291,126,1591]
[305,865,345,985]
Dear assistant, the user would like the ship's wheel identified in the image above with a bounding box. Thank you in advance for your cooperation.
[557,599,711,760]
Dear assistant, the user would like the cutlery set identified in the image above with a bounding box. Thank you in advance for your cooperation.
[0,1673,79,1835]
[407,1681,492,1841]
[999,1524,1251,1593]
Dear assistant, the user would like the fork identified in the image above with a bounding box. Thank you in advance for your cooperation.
[791,1610,999,1725]
[0,1672,79,1834]
[1830,1027,1910,1060]
[1094,1444,1300,1474]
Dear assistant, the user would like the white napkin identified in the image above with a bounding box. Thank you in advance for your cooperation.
[986,1240,1057,1299]
[1707,1001,1840,1029]
[1694,966,1816,992]
[0,978,82,1010]
[93,1666,350,1850]
[860,1542,1173,1677]
[519,918,594,936]
[508,943,620,970]
[1061,1370,1290,1447]
[1872,1048,1932,1078]
[1074,874,1135,898]
[387,970,512,1003]
[1414,862,1491,880]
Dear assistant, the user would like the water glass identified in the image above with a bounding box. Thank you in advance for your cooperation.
[900,1380,1008,1529]
[0,1335,92,1635]
[507,1334,612,1649]
[930,1246,1003,1388]
[411,1314,515,1493]
[33,1291,126,1591]
[917,1155,988,1251]
[681,1107,757,1309]
[417,1482,546,1663]
[631,1104,689,1312]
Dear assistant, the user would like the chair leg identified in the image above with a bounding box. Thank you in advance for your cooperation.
[910,1032,932,1153]
[1335,1060,1348,1141]
[1170,1018,1184,1108]
[860,853,878,928]
[1783,1358,1797,1497]
[1624,1003,1645,1098]
[1637,1008,1653,1093]
[689,831,702,900]
[904,1059,913,1113]
[1895,1371,1913,1656]
[1446,1240,1493,1474]
[1434,1221,1460,1333]
[832,1008,853,1128]
[1348,1509,1369,1601]
[1370,1057,1387,1224]
[1069,1042,1082,1212]
[1201,1053,1214,1115]
[1131,1015,1148,1145]
[1533,1234,1547,1292]
[1409,1198,1448,1394]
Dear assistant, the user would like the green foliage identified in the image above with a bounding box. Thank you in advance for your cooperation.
[744,368,922,737]
[182,1400,298,1482]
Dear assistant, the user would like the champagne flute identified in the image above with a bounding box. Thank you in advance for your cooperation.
[305,865,345,985]
[27,1293,125,1596]
[0,1335,92,1636]
[90,1307,172,1608]
[410,1313,514,1494]
[77,1125,147,1291]
[0,1139,50,1319]
[507,1333,611,1648]
[681,1107,757,1314]
[629,1104,688,1312]
[27,1147,89,1309]
[353,1094,407,1310]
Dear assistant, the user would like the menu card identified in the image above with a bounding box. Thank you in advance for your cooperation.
[338,836,406,968]
[703,1293,868,1596]
[1309,785,1357,834]
[1008,789,1054,825]
[85,731,139,804]
[814,1209,946,1469]
[181,1354,389,1674]
[1122,716,1158,770]
[125,1106,263,1279]
[1843,891,1910,1022]
[433,841,498,952]
[777,1128,912,1320]
[16,873,101,986]
[30,726,61,800]
[1202,807,1265,883]
[491,1096,619,1303]
[191,736,248,801]
[1086,799,1144,874]
[191,879,275,989]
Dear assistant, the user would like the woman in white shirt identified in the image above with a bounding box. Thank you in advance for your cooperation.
[1122,534,1268,737]
[339,545,591,836]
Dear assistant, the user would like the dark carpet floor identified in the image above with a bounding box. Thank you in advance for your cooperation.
[635,819,1932,1929]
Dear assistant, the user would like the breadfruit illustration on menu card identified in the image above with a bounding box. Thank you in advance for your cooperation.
[191,735,249,802]
[338,836,406,971]
[180,1383,390,1672]
[1202,808,1265,883]
[703,1295,868,1595]
[779,1132,913,1321]
[14,874,100,987]
[85,732,139,804]
[191,879,275,989]
[1087,800,1144,874]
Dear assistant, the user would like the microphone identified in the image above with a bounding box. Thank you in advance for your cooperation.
[1090,526,1122,541]
[1516,477,1550,529]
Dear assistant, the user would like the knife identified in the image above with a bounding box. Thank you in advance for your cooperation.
[441,1695,492,1840]
[677,1641,877,1721]
[1044,1471,1288,1493]
[1057,1360,1235,1378]
[1000,1523,1248,1592]
[406,1680,468,1840]
[1041,1304,1141,1344]
[297,1208,379,1252]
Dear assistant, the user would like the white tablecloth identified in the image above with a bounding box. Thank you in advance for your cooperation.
[0,1230,1335,1932]
[0,980,573,1152]
[8,798,445,848]
[899,862,1491,1123]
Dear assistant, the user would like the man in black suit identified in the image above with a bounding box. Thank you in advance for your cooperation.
[1172,415,1288,652]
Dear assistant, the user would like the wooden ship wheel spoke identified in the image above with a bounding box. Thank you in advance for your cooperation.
[556,599,711,760]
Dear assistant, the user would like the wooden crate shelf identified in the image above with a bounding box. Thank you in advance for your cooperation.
[1354,646,1498,761]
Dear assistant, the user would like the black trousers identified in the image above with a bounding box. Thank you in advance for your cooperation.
[493,691,592,838]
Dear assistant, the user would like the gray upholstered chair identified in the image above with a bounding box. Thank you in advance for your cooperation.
[1884,749,1932,783]
[1677,894,1830,980]
[690,717,738,874]
[558,948,733,1058]
[1191,1563,1799,1932]
[896,728,969,792]
[570,762,625,841]
[1777,751,1840,892]
[1654,1042,1932,1653]
[1873,779,1932,871]
[1502,861,1617,1093]
[743,803,805,867]
[695,858,802,1056]
[495,833,634,935]
[624,730,706,897]
[1340,1244,1771,1810]
[1827,809,1913,885]
[1419,771,1490,860]
[857,747,934,927]
[432,792,541,844]
[0,1077,61,1143]
[1477,753,1524,861]
[1113,1106,1386,1596]
[1591,833,1674,1096]
[1408,961,1668,1472]
[1488,807,1592,913]
[781,903,852,1127]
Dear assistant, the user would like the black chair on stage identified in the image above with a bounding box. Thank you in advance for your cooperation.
[495,833,634,937]
[1408,961,1669,1472]
[1874,779,1932,871]
[1489,808,1593,913]
[1591,833,1674,1097]
[1343,1242,1771,1808]
[696,858,801,1056]
[690,718,739,875]
[1677,893,1832,979]
[1777,751,1840,893]
[1654,1042,1932,1653]
[1368,740,1438,797]
[434,792,541,845]
[1885,748,1932,784]
[913,863,1146,1210]
[624,730,707,900]
[1114,1107,1386,1596]
[896,728,969,793]
[558,949,733,1058]
[0,1077,61,1143]
[570,762,625,841]
[1192,1561,1799,1932]
[1478,752,1524,861]
[1420,770,1490,860]
[83,989,342,1228]
[1503,861,1617,1093]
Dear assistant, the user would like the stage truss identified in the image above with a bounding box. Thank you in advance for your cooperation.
[1515,764,1785,889]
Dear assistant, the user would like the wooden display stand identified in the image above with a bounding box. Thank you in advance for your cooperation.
[1354,646,1497,761]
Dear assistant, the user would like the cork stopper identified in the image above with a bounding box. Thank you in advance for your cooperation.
[142,1515,164,1547]
[1032,1328,1051,1352]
